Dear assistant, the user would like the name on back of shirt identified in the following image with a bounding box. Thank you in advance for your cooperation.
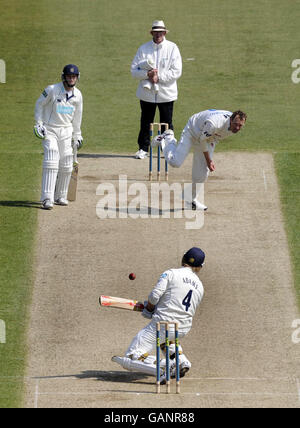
[183,277,199,289]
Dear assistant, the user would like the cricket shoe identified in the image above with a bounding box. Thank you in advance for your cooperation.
[135,149,148,159]
[55,198,69,206]
[151,129,174,148]
[185,199,207,211]
[42,199,54,210]
[192,199,207,211]
[160,361,191,384]
[112,356,123,365]
[178,361,191,378]
[170,360,191,379]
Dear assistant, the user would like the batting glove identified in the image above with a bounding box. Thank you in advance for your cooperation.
[141,307,153,319]
[34,124,47,139]
[141,301,156,319]
[73,137,83,150]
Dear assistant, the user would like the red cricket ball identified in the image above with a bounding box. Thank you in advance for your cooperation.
[129,273,136,280]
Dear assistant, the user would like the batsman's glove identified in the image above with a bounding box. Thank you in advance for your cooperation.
[142,307,153,319]
[141,301,156,319]
[73,137,83,150]
[34,123,47,139]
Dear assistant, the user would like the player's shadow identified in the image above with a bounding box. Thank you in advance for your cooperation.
[34,370,149,385]
[76,370,149,384]
[79,154,134,159]
[0,200,41,209]
[102,204,186,216]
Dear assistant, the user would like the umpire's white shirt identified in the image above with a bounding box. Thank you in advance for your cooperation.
[149,267,204,330]
[34,82,83,139]
[131,38,182,103]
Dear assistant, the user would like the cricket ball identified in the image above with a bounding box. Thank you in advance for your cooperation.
[129,273,136,280]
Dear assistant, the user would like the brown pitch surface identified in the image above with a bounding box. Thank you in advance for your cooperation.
[24,152,300,408]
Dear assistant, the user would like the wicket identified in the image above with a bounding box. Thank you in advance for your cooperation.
[156,321,180,394]
[149,123,169,181]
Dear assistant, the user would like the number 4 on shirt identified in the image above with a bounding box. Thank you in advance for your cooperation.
[182,290,193,311]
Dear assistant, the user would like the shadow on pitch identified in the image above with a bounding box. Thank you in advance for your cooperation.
[101,206,187,216]
[79,153,135,159]
[77,370,149,384]
[33,370,149,384]
[0,200,41,209]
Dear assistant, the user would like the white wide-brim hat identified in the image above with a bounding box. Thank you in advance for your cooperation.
[150,20,169,33]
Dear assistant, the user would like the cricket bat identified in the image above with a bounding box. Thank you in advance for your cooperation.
[67,144,78,202]
[99,295,145,312]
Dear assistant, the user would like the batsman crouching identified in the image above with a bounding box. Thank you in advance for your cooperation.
[34,64,83,210]
[112,247,205,385]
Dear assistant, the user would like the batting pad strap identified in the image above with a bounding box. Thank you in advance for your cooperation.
[138,353,149,362]
[43,160,59,169]
[59,154,74,173]
[43,148,59,170]
[43,161,59,170]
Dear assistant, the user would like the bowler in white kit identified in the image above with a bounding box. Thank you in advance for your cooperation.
[151,109,247,210]
[112,247,205,383]
[34,64,83,210]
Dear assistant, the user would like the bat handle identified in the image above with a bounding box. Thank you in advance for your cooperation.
[73,143,78,164]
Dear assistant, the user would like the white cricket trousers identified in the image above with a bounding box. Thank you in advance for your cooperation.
[163,123,216,200]
[41,125,73,202]
[125,319,190,360]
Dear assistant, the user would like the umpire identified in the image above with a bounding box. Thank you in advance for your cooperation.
[131,20,182,159]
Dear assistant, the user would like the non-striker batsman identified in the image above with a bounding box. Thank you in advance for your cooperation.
[34,64,83,210]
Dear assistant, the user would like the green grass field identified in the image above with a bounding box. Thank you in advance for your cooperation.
[0,0,299,407]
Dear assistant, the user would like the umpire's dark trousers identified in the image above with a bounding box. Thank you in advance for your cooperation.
[138,100,174,152]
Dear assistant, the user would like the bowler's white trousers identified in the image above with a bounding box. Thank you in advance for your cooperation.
[41,125,73,202]
[163,124,216,200]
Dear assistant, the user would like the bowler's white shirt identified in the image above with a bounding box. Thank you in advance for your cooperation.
[187,109,233,152]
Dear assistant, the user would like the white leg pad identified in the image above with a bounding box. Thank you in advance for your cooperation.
[41,168,58,202]
[55,170,72,200]
[55,154,73,200]
[43,147,60,169]
[112,356,157,377]
[41,141,60,202]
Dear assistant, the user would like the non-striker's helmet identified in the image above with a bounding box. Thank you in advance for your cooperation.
[61,64,80,87]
